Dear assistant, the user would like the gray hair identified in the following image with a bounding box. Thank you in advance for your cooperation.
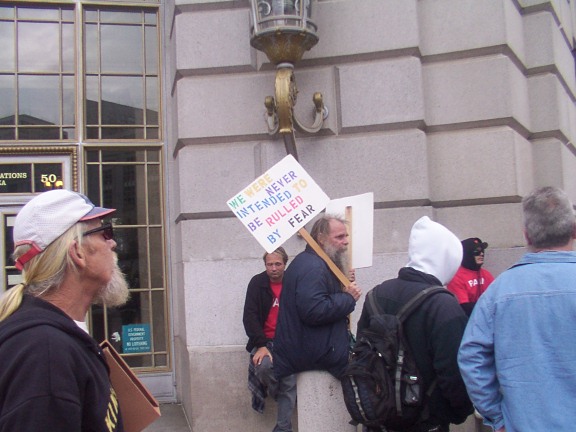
[310,214,347,242]
[522,186,575,249]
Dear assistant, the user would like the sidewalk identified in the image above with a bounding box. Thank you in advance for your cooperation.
[143,404,191,432]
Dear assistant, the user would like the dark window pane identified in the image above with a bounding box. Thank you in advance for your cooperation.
[147,149,159,162]
[86,127,99,139]
[152,290,166,351]
[100,164,141,224]
[150,227,163,288]
[146,127,158,139]
[86,164,101,199]
[86,150,100,163]
[19,127,60,140]
[116,228,149,288]
[0,128,15,140]
[102,149,141,162]
[148,164,161,225]
[101,127,143,139]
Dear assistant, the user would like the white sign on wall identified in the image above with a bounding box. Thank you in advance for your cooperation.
[325,192,374,268]
[227,155,330,253]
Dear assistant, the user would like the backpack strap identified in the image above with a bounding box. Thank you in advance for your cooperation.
[393,286,454,416]
[366,289,383,317]
[396,286,450,323]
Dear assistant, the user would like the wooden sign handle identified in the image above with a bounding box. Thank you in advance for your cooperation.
[298,227,351,287]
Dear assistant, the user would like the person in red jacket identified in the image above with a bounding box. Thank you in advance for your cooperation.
[447,237,494,316]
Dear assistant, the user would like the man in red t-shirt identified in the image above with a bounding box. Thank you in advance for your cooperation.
[243,247,296,432]
[448,237,495,316]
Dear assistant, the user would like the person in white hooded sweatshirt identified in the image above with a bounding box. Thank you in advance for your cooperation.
[357,216,473,432]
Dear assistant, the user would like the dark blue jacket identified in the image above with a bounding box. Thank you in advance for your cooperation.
[0,295,123,431]
[273,245,356,379]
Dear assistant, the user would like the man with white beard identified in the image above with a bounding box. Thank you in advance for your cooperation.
[273,215,362,380]
[0,189,130,431]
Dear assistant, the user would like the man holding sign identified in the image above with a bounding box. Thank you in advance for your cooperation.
[273,215,362,380]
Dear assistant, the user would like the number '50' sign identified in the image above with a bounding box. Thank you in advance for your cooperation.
[41,174,58,183]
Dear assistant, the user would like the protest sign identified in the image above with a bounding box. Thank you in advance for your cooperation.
[227,155,330,253]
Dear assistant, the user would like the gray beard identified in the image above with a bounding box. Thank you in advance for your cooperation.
[324,243,350,276]
[95,261,130,307]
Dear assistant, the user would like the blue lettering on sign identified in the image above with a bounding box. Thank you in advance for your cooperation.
[122,323,152,354]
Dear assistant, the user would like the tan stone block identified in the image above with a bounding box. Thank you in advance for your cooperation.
[424,55,530,128]
[435,203,526,249]
[524,11,576,96]
[176,67,337,140]
[296,130,429,202]
[312,0,419,60]
[428,127,534,202]
[338,57,424,129]
[175,8,252,71]
[420,0,524,60]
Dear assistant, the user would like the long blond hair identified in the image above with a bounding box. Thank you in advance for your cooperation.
[0,223,86,322]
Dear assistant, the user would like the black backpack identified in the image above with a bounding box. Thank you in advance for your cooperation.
[341,286,450,431]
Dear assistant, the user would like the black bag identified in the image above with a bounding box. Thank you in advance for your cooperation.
[341,286,449,431]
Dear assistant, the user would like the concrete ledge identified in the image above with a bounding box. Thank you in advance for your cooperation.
[296,371,356,432]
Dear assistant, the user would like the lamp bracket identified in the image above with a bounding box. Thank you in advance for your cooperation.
[263,65,328,137]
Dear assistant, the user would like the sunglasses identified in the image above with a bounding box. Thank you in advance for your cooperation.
[82,223,114,241]
[473,249,484,256]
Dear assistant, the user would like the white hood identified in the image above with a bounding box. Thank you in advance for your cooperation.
[405,216,463,285]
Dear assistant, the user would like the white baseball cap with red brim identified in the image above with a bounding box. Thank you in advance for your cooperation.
[13,189,115,270]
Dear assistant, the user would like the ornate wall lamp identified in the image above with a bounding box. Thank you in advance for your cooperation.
[249,0,328,159]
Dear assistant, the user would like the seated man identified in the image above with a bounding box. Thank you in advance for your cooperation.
[243,247,296,432]
[273,215,362,380]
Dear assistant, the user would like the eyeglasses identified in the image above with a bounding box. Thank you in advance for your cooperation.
[82,223,114,241]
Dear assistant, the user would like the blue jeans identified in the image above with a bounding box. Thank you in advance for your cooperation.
[254,354,297,432]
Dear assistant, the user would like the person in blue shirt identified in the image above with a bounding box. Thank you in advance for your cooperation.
[458,186,576,432]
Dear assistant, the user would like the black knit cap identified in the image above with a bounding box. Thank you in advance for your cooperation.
[461,237,488,270]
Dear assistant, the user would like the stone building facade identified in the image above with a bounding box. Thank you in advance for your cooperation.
[1,0,574,431]
[168,0,576,430]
